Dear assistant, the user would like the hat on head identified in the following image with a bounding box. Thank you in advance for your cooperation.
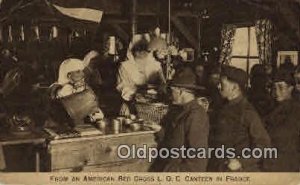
[274,68,295,85]
[170,66,206,91]
[221,65,248,89]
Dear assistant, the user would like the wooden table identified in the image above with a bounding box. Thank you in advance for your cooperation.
[0,131,46,172]
[45,129,157,172]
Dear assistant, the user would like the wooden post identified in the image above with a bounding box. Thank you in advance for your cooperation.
[0,25,2,43]
[197,15,202,60]
[171,16,198,48]
[131,0,137,39]
[166,0,172,80]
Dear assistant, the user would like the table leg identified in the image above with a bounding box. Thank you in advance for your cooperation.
[35,148,40,172]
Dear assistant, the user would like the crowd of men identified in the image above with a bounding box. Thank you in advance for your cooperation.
[151,60,300,172]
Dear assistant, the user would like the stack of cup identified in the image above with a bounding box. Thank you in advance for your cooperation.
[112,119,121,134]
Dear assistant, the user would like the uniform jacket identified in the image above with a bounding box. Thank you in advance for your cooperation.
[209,95,271,172]
[150,99,209,172]
[263,99,300,172]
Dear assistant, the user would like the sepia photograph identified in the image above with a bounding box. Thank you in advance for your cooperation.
[0,0,299,184]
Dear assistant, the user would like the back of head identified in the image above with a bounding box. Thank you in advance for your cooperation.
[131,38,150,58]
[274,67,295,86]
[148,37,167,52]
[221,65,248,92]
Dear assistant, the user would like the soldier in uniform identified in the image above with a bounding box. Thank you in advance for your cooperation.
[263,69,300,172]
[209,65,271,172]
[150,67,209,172]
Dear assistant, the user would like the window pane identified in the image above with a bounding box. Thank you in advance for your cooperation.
[231,26,259,57]
[231,27,248,56]
[249,27,259,57]
[230,58,248,72]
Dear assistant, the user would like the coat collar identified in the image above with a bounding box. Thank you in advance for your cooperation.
[227,94,244,106]
[172,99,200,127]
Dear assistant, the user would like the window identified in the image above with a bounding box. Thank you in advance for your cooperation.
[230,26,259,74]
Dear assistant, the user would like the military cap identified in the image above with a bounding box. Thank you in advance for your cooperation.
[170,66,206,91]
[274,68,295,85]
[221,65,248,88]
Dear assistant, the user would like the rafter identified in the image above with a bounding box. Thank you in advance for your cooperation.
[171,16,198,48]
[109,23,129,42]
[277,1,300,40]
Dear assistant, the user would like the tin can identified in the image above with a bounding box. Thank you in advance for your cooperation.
[112,119,120,132]
[137,118,144,124]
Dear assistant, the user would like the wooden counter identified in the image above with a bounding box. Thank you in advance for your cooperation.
[44,130,157,172]
[0,131,46,172]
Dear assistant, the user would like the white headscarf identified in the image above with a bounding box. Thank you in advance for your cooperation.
[83,50,99,67]
[57,58,84,85]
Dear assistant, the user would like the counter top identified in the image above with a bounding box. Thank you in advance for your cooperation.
[0,131,46,146]
[0,125,158,146]
[48,129,157,144]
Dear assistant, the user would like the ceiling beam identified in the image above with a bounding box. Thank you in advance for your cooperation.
[109,23,130,42]
[238,0,274,11]
[277,1,300,40]
[102,18,128,24]
[171,16,198,48]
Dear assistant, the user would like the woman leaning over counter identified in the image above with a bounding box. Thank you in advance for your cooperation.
[116,38,166,116]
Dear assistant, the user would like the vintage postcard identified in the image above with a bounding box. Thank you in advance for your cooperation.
[0,0,299,185]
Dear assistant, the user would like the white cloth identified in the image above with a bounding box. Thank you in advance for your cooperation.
[58,58,84,85]
[56,84,86,98]
[116,56,165,101]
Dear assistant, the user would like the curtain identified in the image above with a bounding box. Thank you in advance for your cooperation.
[219,25,237,65]
[255,19,274,65]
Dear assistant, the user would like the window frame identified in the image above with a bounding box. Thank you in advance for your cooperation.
[229,24,259,75]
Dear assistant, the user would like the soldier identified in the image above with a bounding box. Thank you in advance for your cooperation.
[263,68,300,172]
[150,67,209,172]
[293,65,300,101]
[209,65,271,172]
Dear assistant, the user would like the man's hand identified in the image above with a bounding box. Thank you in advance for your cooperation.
[120,102,131,117]
[227,159,242,171]
[32,83,40,91]
[144,124,162,132]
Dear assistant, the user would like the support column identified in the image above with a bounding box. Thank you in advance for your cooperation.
[131,0,137,39]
